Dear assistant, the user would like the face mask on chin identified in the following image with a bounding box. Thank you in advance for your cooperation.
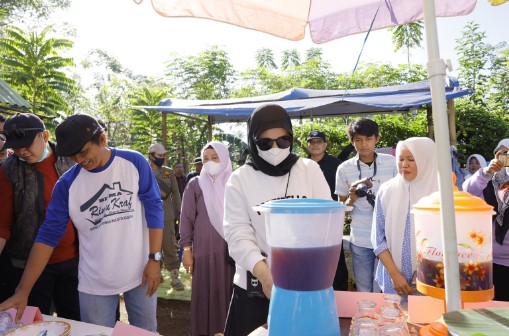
[203,161,221,176]
[18,144,49,162]
[36,146,49,162]
[257,146,291,166]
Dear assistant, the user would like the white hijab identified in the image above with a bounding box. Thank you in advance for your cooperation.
[466,154,487,175]
[379,137,438,272]
[494,139,509,155]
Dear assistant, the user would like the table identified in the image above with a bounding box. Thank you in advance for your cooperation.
[249,318,352,335]
[43,314,113,335]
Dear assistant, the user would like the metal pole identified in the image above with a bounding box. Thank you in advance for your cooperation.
[423,0,462,312]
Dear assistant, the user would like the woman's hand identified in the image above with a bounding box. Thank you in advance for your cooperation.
[182,248,194,274]
[486,150,506,175]
[390,271,416,296]
[253,259,273,299]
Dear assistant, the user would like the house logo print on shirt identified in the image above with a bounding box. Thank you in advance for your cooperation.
[80,181,134,227]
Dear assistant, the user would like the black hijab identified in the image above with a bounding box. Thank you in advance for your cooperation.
[246,104,299,176]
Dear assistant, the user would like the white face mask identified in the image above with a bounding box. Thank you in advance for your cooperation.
[203,161,221,176]
[257,146,291,166]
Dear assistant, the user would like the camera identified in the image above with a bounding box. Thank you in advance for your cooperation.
[355,183,370,197]
[354,178,376,208]
[500,153,509,167]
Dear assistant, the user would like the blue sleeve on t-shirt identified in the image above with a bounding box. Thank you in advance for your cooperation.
[115,149,164,229]
[35,164,82,247]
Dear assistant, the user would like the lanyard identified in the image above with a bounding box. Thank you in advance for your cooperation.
[357,155,377,180]
[284,170,291,197]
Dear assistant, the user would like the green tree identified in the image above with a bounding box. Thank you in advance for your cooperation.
[453,22,509,159]
[487,44,509,116]
[255,48,277,69]
[455,99,509,160]
[234,47,337,97]
[281,49,300,70]
[94,76,133,148]
[0,0,70,24]
[337,62,427,90]
[305,47,323,61]
[129,84,173,154]
[163,46,237,165]
[455,22,493,104]
[388,21,424,67]
[0,25,75,117]
[165,46,235,100]
[373,112,428,148]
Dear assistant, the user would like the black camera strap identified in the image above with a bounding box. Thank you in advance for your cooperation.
[357,154,377,180]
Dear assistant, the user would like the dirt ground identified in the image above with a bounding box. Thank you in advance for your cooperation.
[156,299,191,336]
[120,298,191,336]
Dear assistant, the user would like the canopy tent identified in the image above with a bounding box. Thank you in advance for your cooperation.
[0,78,31,114]
[139,76,472,123]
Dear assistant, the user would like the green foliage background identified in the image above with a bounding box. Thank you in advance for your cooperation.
[0,6,508,172]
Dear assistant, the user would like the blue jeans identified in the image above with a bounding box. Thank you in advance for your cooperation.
[350,243,379,292]
[79,283,157,332]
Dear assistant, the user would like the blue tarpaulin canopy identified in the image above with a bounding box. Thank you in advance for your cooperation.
[138,76,472,123]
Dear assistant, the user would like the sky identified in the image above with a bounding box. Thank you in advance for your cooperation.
[52,0,509,80]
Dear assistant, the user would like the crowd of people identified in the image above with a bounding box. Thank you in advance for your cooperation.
[0,107,508,335]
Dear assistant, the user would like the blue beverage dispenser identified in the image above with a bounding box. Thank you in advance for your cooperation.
[256,199,346,335]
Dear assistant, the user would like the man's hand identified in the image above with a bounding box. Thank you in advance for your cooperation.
[0,289,30,323]
[142,260,161,296]
[346,178,373,205]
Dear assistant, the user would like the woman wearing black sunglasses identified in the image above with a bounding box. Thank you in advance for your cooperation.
[223,104,331,336]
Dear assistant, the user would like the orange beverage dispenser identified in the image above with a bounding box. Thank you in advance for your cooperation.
[412,185,494,303]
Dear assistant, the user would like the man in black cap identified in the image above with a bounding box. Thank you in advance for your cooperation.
[186,156,203,182]
[307,130,349,291]
[0,114,163,332]
[0,113,80,319]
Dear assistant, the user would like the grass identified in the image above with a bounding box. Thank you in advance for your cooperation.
[157,266,192,301]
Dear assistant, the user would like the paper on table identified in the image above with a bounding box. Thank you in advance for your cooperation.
[111,321,158,336]
[408,296,509,324]
[6,306,43,325]
[408,295,445,323]
[464,300,509,309]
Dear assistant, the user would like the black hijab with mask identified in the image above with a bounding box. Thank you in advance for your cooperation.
[246,104,299,176]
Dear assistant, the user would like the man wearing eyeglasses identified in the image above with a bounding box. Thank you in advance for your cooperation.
[0,113,80,320]
[307,130,349,291]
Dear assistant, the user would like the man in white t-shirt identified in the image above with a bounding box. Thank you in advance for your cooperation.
[335,118,397,292]
[0,114,164,331]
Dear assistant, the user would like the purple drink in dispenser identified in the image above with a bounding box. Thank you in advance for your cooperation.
[256,199,346,336]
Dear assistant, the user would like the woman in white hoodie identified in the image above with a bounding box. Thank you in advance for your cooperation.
[223,104,331,336]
